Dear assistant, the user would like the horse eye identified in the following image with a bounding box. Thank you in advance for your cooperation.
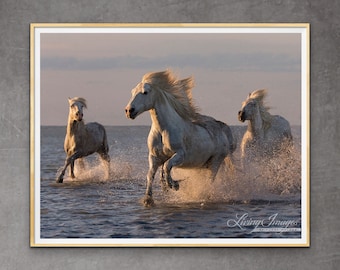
[142,91,148,95]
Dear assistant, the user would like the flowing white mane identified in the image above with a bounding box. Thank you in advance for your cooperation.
[69,97,87,108]
[125,70,236,206]
[248,89,273,129]
[142,70,200,121]
[239,88,293,168]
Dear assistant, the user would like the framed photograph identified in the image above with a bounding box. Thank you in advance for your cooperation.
[30,23,310,247]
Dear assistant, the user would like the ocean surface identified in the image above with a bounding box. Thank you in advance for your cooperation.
[40,125,302,239]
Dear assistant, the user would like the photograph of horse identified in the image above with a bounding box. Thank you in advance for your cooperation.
[125,70,236,206]
[238,89,293,168]
[34,26,308,245]
[56,97,110,183]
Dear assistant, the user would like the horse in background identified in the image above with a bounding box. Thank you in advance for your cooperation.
[56,97,110,183]
[238,89,293,167]
[125,70,236,206]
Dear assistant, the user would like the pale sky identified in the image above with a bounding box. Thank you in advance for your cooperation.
[40,32,302,126]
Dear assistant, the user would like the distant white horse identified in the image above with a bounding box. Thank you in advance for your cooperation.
[57,97,110,183]
[125,70,236,206]
[238,89,293,166]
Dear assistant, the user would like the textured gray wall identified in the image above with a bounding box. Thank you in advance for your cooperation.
[0,0,339,269]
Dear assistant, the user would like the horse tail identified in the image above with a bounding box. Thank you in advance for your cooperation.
[229,133,237,154]
[223,124,237,154]
[102,127,109,154]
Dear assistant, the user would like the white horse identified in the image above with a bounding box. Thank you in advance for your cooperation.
[238,89,293,166]
[57,97,110,183]
[125,70,236,206]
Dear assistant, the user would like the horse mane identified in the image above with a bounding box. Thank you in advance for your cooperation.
[249,89,273,129]
[142,70,200,121]
[69,97,87,109]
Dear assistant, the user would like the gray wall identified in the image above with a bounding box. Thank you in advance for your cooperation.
[0,1,339,269]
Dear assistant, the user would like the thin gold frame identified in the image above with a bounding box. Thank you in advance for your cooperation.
[30,23,310,247]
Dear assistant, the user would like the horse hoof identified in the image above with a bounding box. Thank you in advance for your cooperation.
[167,180,179,191]
[56,177,63,183]
[143,195,155,207]
[173,181,179,191]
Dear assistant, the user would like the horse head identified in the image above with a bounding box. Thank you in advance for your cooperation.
[68,97,87,122]
[125,82,155,119]
[238,89,268,122]
[238,97,258,122]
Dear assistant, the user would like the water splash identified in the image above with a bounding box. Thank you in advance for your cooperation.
[55,133,301,205]
[56,156,134,183]
[160,145,301,205]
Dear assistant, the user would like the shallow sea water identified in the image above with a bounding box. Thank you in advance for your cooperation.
[40,126,302,239]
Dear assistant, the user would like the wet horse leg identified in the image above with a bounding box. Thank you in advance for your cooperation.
[56,152,81,183]
[70,159,76,179]
[160,164,167,191]
[163,151,184,191]
[57,157,71,183]
[144,155,162,207]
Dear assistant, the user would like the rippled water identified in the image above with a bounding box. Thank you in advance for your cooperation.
[40,126,302,239]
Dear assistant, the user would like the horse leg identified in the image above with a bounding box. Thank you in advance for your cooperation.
[57,159,69,183]
[70,159,76,179]
[56,152,81,183]
[57,156,73,183]
[163,151,185,191]
[98,133,110,179]
[160,164,168,191]
[144,155,161,207]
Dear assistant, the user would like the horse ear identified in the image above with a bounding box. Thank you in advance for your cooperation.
[143,83,151,93]
[68,97,72,104]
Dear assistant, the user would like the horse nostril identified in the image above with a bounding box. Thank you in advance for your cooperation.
[238,111,245,122]
[125,107,135,114]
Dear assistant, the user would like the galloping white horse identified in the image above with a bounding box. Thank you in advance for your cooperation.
[57,97,110,183]
[125,70,236,206]
[238,89,292,166]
